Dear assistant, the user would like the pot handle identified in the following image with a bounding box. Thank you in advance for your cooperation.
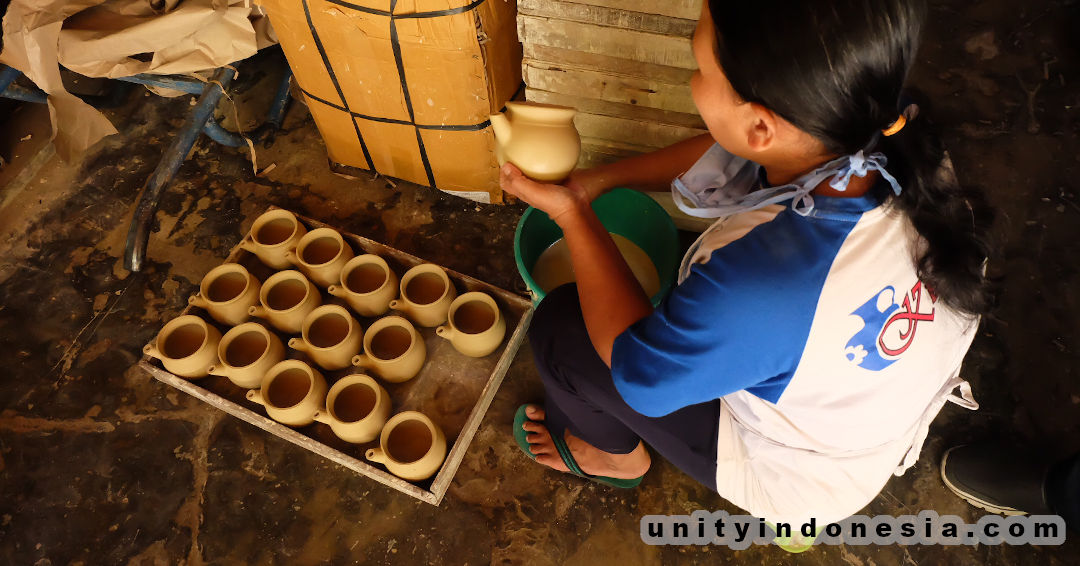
[365,446,387,464]
[246,389,267,406]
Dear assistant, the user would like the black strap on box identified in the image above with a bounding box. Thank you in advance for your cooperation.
[299,0,493,190]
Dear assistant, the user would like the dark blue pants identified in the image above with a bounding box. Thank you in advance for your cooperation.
[528,284,720,489]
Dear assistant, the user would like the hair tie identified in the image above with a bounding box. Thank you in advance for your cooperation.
[882,103,920,137]
[882,115,907,136]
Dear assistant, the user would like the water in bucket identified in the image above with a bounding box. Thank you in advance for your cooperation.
[514,188,678,306]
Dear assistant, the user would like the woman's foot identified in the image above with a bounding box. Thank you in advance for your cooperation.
[520,405,651,479]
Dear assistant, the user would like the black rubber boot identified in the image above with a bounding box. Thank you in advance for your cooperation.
[940,442,1054,516]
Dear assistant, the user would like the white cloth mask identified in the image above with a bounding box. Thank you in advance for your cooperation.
[671,144,904,219]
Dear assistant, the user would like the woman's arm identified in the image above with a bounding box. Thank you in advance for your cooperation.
[556,203,651,365]
[573,134,716,201]
[500,135,716,362]
[501,166,652,366]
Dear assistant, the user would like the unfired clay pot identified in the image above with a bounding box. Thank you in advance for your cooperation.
[313,374,391,444]
[143,315,222,379]
[286,228,355,288]
[366,411,447,482]
[248,270,322,334]
[188,263,261,326]
[351,316,426,383]
[328,254,399,317]
[239,209,307,269]
[389,263,457,328]
[436,292,506,358]
[289,305,363,371]
[490,101,581,182]
[246,360,328,427]
[208,322,286,388]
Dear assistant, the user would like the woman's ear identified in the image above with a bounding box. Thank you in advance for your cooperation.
[744,103,779,151]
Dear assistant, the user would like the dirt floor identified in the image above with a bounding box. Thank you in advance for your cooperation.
[1,1,1079,564]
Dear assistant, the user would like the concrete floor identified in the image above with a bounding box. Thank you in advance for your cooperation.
[1,1,1079,564]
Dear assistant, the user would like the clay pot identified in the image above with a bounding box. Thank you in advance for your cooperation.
[351,316,426,383]
[188,263,261,326]
[246,360,328,427]
[490,101,581,182]
[313,374,392,444]
[365,411,447,482]
[328,254,399,317]
[389,263,457,328]
[239,209,307,269]
[143,315,221,379]
[285,228,355,288]
[436,292,506,358]
[208,322,286,389]
[248,270,322,334]
[288,305,363,371]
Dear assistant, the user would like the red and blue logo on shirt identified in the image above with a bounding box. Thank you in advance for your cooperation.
[845,281,937,371]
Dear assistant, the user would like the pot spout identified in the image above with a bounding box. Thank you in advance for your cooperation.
[489,112,511,146]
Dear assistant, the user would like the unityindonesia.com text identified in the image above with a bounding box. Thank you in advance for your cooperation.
[640,510,1066,548]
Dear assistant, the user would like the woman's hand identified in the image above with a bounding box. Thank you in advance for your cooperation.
[500,164,591,225]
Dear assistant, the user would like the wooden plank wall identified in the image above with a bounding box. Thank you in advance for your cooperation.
[517,0,706,168]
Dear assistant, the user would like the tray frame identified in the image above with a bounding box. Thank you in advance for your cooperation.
[139,206,533,505]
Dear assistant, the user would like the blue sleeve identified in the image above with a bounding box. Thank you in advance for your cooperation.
[610,211,856,417]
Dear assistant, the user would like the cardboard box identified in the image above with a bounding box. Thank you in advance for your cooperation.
[259,0,523,203]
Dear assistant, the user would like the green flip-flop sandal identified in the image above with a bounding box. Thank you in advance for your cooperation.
[767,521,818,553]
[513,404,643,489]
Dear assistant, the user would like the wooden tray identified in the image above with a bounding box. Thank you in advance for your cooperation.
[139,207,533,505]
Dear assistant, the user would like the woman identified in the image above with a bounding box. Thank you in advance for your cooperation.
[503,0,993,526]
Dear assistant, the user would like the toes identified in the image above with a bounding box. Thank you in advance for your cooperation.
[536,453,570,473]
[519,406,568,473]
[528,443,554,456]
[525,431,549,444]
[521,421,547,434]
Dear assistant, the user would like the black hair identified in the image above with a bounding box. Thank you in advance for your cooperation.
[708,0,995,316]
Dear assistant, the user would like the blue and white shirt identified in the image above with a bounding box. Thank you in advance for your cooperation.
[611,167,979,524]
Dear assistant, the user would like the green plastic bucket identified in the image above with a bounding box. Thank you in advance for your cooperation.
[513,188,679,306]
